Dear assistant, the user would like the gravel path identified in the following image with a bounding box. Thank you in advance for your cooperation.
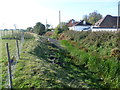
[27,32,63,49]
[42,36,63,49]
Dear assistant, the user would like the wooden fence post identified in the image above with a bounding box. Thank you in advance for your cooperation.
[16,40,20,59]
[12,29,13,36]
[3,30,5,36]
[6,43,13,88]
[0,30,2,37]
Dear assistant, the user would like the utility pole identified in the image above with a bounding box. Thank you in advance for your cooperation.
[59,10,61,28]
[46,19,48,30]
[117,1,120,31]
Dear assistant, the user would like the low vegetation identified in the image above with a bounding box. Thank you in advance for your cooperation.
[58,30,120,88]
[1,30,120,88]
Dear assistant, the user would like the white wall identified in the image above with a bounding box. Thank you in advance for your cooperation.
[69,26,91,31]
[92,28,118,32]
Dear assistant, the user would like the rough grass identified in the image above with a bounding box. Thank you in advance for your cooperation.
[1,36,105,88]
[1,30,120,88]
[60,31,120,88]
[1,40,20,88]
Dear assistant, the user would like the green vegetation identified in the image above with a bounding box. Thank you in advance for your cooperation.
[61,40,120,88]
[26,27,33,32]
[1,32,35,40]
[1,30,120,88]
[58,30,120,88]
[33,22,45,35]
[1,40,19,88]
[83,11,102,24]
[12,37,104,88]
[0,31,35,88]
[26,22,45,35]
[1,31,103,88]
[54,23,69,35]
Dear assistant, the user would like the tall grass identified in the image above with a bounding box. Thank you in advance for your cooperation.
[61,40,120,88]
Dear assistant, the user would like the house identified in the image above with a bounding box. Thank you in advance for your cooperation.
[66,19,92,31]
[92,15,120,31]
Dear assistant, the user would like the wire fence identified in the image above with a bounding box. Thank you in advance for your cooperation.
[0,30,24,88]
[0,31,2,89]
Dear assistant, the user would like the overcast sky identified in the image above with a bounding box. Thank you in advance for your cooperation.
[0,0,119,29]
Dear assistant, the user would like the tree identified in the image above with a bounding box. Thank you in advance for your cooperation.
[83,11,102,24]
[46,24,50,29]
[83,15,89,22]
[33,22,45,35]
[26,27,33,32]
[55,22,69,34]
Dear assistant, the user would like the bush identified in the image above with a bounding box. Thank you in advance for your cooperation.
[54,24,69,35]
[110,48,120,60]
[33,22,45,35]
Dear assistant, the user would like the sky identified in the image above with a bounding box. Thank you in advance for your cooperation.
[0,0,119,29]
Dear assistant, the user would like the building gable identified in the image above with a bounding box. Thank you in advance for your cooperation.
[94,15,120,28]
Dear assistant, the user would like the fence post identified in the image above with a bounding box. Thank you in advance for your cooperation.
[21,31,24,43]
[0,31,2,89]
[12,29,13,36]
[6,43,13,88]
[3,30,5,36]
[0,31,2,37]
[16,40,20,59]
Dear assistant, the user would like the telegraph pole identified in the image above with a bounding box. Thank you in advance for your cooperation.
[59,10,61,28]
[46,19,48,30]
[117,1,120,31]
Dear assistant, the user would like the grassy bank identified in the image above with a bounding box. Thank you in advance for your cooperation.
[61,40,120,88]
[13,36,105,88]
[58,30,120,88]
[1,34,105,88]
[1,30,120,88]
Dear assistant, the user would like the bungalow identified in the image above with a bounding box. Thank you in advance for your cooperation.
[66,19,92,31]
[92,15,120,31]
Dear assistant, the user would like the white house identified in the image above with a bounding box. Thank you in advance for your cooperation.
[67,19,92,31]
[92,15,120,32]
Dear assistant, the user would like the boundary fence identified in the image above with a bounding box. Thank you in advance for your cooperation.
[0,30,24,88]
[0,31,2,89]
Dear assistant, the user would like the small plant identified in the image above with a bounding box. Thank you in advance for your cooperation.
[110,47,120,60]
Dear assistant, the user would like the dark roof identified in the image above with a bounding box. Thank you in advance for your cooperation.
[66,19,92,27]
[74,20,92,26]
[94,15,120,28]
[66,19,78,27]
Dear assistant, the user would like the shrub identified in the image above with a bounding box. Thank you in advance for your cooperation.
[110,48,120,60]
[33,22,45,35]
[54,24,69,36]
